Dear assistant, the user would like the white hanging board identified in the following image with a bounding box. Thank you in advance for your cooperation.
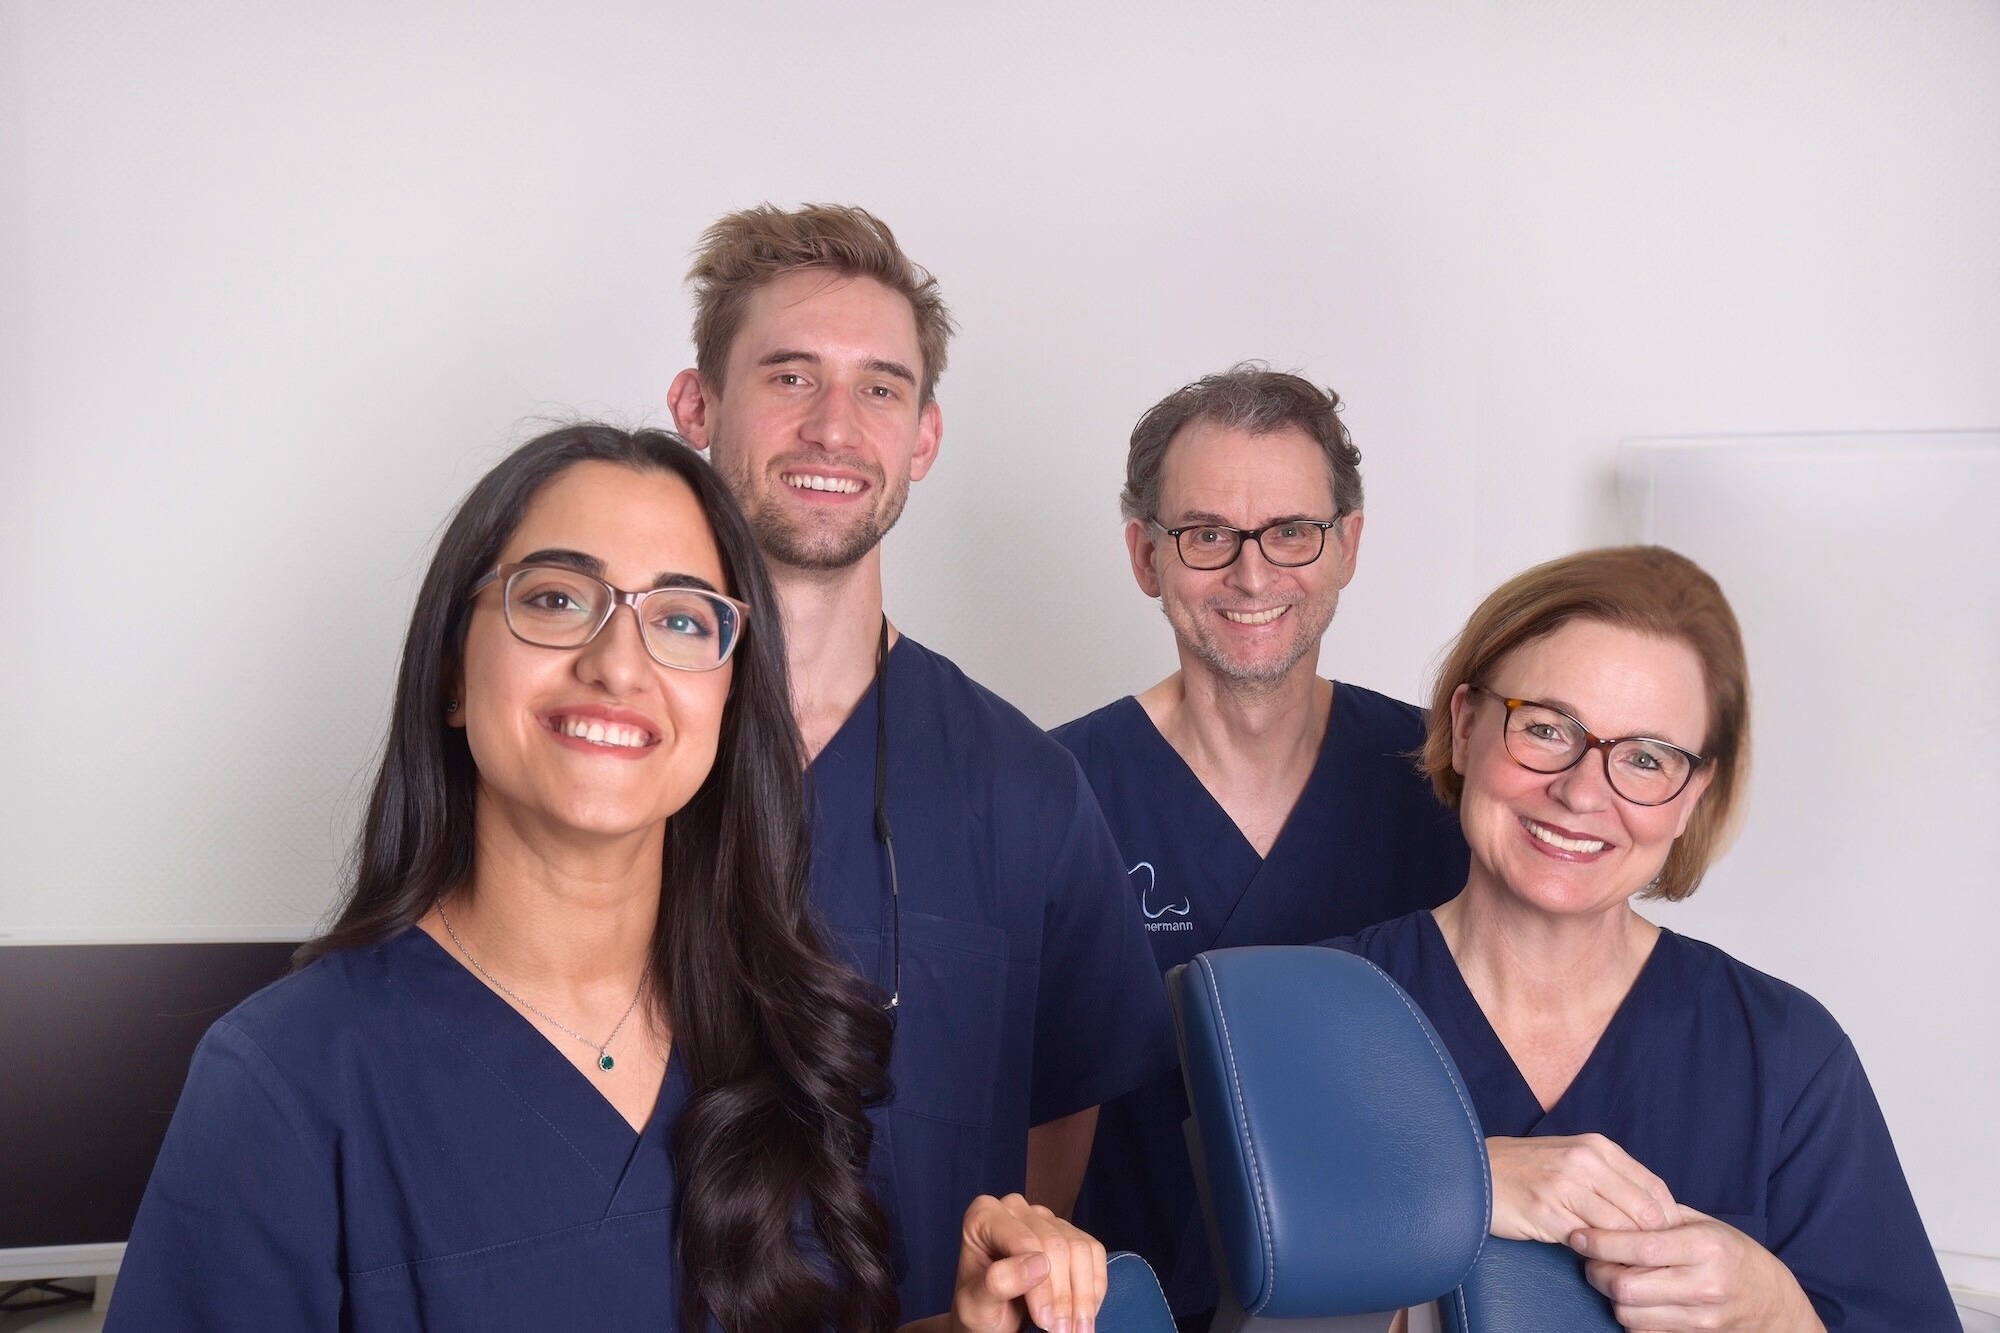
[1619,432,2000,1281]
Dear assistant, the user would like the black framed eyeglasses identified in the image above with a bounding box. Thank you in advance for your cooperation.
[1468,684,1707,807]
[470,563,749,672]
[1150,517,1342,571]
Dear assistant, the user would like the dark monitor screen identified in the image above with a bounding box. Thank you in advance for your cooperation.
[0,943,301,1252]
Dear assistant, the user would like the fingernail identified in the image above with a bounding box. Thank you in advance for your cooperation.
[1569,1230,1589,1252]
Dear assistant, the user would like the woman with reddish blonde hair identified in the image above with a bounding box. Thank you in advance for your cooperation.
[1334,546,1953,1330]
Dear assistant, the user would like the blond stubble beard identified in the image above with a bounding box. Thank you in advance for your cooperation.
[713,451,913,575]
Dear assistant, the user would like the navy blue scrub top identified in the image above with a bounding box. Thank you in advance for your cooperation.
[1054,684,1468,1317]
[1332,912,1959,1330]
[810,636,1177,1320]
[109,928,695,1332]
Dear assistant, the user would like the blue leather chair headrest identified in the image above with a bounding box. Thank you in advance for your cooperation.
[1170,946,1491,1318]
[1441,1239,1621,1332]
[1098,1251,1176,1333]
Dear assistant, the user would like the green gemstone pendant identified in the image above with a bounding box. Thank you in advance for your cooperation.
[597,1053,615,1072]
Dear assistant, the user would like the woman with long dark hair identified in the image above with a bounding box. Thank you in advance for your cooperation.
[107,425,1103,1333]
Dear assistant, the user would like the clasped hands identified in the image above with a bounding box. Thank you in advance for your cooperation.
[1486,1134,1823,1333]
[937,1193,1106,1333]
[927,1140,1827,1333]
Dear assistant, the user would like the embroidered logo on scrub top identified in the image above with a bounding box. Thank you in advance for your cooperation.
[1129,861,1193,933]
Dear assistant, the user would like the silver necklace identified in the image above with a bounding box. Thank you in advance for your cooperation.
[434,898,650,1073]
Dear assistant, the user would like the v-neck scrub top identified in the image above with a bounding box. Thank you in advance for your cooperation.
[1054,684,1469,1316]
[108,928,694,1332]
[808,636,1178,1319]
[1331,912,1958,1330]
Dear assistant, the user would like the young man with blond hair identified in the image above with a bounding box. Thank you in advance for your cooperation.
[668,204,1173,1322]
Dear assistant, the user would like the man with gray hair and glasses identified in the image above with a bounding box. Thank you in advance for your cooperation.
[1052,363,1469,1330]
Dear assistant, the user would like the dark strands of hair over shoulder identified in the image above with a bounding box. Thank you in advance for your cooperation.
[299,425,898,1333]
[1418,545,1753,903]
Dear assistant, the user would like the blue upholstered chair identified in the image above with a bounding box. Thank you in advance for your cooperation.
[1169,946,1619,1333]
[1098,1251,1177,1333]
[1441,1238,1620,1331]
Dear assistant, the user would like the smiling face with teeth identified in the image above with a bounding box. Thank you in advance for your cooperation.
[1127,419,1360,693]
[452,461,735,849]
[669,269,942,577]
[1450,618,1715,920]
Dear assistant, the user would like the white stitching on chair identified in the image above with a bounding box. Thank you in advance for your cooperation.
[1452,1283,1471,1332]
[1197,953,1277,1314]
[1356,957,1491,1268]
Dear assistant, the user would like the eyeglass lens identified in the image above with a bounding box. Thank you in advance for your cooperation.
[1500,702,1693,805]
[1177,522,1327,569]
[502,567,738,670]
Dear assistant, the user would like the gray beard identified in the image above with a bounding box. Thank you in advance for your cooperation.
[1186,630,1317,693]
[1168,593,1338,694]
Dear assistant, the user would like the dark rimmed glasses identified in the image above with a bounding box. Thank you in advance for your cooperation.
[1469,684,1706,807]
[1151,517,1343,571]
[470,563,749,672]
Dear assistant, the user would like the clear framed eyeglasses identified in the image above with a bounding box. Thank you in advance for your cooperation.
[469,563,749,672]
[1469,684,1707,806]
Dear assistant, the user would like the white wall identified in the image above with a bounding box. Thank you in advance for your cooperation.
[3,0,1996,1275]
[1623,435,2000,1287]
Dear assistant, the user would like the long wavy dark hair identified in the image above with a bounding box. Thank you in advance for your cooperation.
[301,425,898,1332]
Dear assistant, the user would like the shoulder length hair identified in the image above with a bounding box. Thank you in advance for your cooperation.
[1419,545,1751,902]
[302,424,896,1332]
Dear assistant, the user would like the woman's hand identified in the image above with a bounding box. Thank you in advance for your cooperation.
[1571,1205,1825,1332]
[948,1193,1106,1333]
[1488,1134,1678,1242]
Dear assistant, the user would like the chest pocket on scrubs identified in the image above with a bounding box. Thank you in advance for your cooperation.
[839,912,1009,1128]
